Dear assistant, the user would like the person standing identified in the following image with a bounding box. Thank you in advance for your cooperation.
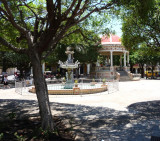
[3,75,10,89]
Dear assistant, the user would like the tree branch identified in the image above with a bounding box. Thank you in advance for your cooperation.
[46,0,55,22]
[76,0,89,16]
[23,1,38,19]
[16,1,28,29]
[33,18,39,43]
[62,28,92,42]
[0,11,8,21]
[77,2,114,24]
[62,29,80,38]
[0,36,27,54]
[0,6,9,18]
[42,42,58,60]
[72,0,83,18]
[1,0,27,34]
[56,0,61,19]
[63,0,77,18]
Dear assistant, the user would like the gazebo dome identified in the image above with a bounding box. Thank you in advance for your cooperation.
[101,35,121,45]
[99,34,126,56]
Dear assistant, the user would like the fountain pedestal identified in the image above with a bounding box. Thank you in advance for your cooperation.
[58,47,80,89]
[64,80,74,89]
[64,68,74,89]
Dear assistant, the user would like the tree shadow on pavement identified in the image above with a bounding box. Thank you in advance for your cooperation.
[50,100,160,141]
[0,99,39,120]
[0,99,160,141]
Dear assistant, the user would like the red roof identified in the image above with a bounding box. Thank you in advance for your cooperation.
[133,64,139,67]
[101,35,121,44]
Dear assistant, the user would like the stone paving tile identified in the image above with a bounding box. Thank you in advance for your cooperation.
[0,99,160,140]
[1,80,160,140]
[50,101,160,141]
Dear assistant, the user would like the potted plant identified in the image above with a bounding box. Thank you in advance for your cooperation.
[90,78,96,86]
[102,78,106,85]
[74,79,78,87]
[101,78,107,87]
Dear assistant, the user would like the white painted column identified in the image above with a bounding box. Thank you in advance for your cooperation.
[42,63,45,73]
[127,52,130,66]
[31,67,33,75]
[124,52,126,67]
[135,68,138,74]
[87,64,90,75]
[79,67,81,75]
[144,64,146,73]
[110,51,113,67]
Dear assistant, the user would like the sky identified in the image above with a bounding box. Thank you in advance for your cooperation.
[114,24,122,37]
[109,18,122,37]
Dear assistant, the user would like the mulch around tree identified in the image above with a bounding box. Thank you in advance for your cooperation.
[0,116,76,141]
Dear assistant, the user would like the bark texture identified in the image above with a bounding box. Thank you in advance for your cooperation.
[30,49,54,130]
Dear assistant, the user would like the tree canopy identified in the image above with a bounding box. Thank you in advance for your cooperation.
[121,0,159,51]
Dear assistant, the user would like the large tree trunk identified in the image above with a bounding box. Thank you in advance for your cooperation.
[2,57,7,72]
[30,50,54,130]
[140,63,144,78]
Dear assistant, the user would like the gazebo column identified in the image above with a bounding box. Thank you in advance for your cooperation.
[110,51,113,67]
[42,63,45,73]
[31,67,33,75]
[120,55,122,67]
[79,67,81,75]
[124,52,128,71]
[110,51,114,73]
[87,63,90,75]
[124,52,126,67]
[127,52,130,66]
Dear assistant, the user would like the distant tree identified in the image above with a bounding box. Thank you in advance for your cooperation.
[3,52,31,77]
[130,44,160,78]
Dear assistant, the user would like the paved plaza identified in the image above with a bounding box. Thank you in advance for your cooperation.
[0,79,160,140]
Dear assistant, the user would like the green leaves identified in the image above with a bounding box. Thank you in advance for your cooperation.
[121,0,159,52]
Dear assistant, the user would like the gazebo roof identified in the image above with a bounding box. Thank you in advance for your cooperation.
[101,35,121,45]
[99,34,128,55]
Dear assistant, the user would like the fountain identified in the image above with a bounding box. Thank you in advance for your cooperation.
[29,47,108,94]
[58,47,80,89]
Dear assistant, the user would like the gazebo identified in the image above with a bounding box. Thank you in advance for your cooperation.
[94,34,130,78]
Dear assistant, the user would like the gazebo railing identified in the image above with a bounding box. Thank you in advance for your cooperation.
[96,66,110,71]
[115,66,123,71]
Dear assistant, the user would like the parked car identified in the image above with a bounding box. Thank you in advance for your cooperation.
[44,71,54,79]
[145,71,160,79]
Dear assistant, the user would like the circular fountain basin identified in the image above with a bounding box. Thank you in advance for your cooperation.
[29,83,107,95]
